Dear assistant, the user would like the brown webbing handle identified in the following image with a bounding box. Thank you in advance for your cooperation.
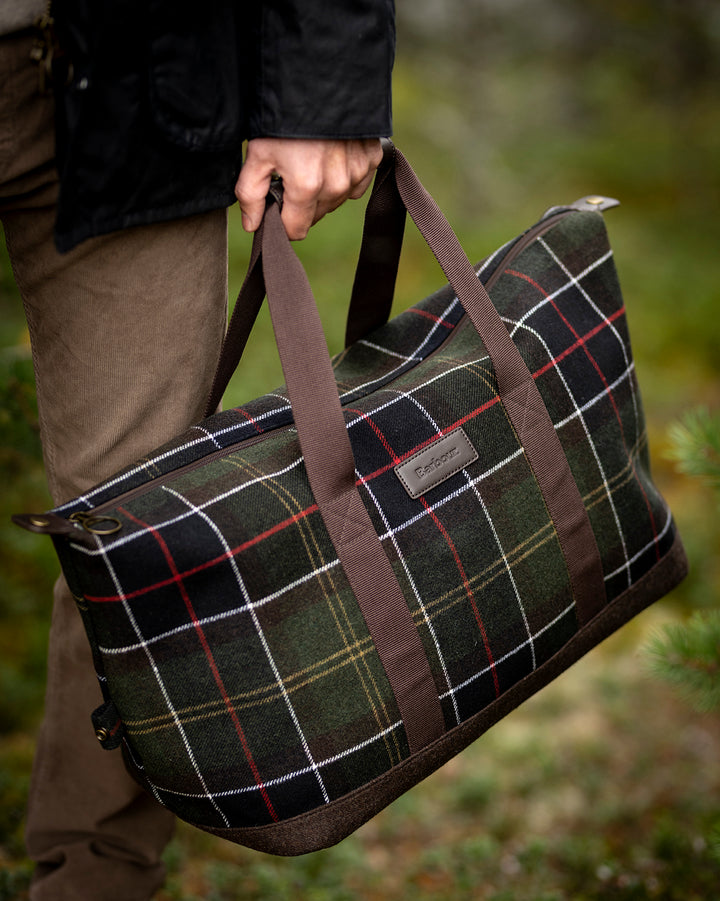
[344,139,406,346]
[205,142,404,416]
[260,199,447,754]
[204,235,265,417]
[390,149,606,624]
[206,147,606,758]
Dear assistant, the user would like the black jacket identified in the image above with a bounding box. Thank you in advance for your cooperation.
[52,0,395,251]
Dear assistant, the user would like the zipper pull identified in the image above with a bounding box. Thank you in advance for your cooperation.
[68,511,123,535]
[11,511,121,543]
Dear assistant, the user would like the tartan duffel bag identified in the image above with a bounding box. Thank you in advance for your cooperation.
[15,144,687,856]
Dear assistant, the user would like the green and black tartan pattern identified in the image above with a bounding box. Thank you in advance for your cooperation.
[54,209,677,832]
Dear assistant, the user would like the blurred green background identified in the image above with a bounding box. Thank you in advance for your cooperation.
[1,2,719,898]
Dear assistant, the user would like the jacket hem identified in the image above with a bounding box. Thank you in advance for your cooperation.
[54,192,237,254]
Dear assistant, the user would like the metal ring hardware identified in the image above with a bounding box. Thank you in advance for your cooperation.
[69,511,123,535]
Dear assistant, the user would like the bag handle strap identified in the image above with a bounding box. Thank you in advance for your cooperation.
[388,148,606,626]
[344,139,406,346]
[214,144,606,625]
[259,190,447,755]
[204,144,403,417]
[205,146,606,753]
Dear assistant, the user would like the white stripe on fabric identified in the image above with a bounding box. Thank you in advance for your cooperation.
[72,455,308,556]
[97,559,343,655]
[163,486,330,805]
[74,421,521,560]
[345,353,493,430]
[377,447,526,542]
[338,296,462,400]
[93,448,529,659]
[54,403,294,512]
[443,602,575,702]
[357,466,462,727]
[67,292,463,513]
[553,364,635,430]
[196,426,223,450]
[471,486,537,670]
[538,237,641,448]
[156,721,404,800]
[605,505,674,581]
[156,593,578,804]
[402,387,536,671]
[54,240,558,515]
[508,249,615,334]
[504,315,632,589]
[357,339,425,362]
[95,539,231,825]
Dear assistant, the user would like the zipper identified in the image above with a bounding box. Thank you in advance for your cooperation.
[18,202,610,539]
[83,427,290,524]
[483,209,570,291]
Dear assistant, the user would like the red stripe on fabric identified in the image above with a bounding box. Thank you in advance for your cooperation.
[88,505,318,603]
[349,413,500,695]
[119,508,279,822]
[507,268,660,558]
[507,270,627,428]
[90,309,644,606]
[234,406,264,436]
[409,308,454,328]
[532,307,626,378]
[347,408,401,463]
[419,497,500,697]
[357,396,502,486]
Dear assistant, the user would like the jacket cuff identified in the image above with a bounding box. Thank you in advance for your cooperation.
[248,0,395,139]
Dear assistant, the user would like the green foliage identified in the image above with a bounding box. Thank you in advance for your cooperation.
[0,763,29,859]
[0,350,42,470]
[647,611,720,713]
[646,407,720,712]
[666,408,720,490]
[0,868,31,901]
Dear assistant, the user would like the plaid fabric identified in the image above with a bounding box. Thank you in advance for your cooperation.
[52,207,681,837]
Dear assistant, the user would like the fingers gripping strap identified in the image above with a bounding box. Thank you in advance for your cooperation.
[261,204,446,754]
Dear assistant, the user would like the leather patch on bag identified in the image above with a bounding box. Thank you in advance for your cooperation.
[395,428,478,499]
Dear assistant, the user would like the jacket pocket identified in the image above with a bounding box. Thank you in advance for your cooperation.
[146,0,247,151]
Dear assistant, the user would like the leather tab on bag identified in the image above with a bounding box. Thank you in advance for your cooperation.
[543,195,620,219]
[91,700,124,750]
[570,195,620,212]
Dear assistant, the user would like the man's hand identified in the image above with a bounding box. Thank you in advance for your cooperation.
[235,138,383,240]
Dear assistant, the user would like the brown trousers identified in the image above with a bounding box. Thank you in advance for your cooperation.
[1,30,229,900]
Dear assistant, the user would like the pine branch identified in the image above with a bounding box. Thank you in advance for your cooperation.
[665,407,720,490]
[647,612,720,713]
[646,407,720,713]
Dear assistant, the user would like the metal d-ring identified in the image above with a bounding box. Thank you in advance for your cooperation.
[69,511,123,535]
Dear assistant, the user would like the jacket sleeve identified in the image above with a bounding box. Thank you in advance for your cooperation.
[247,0,395,139]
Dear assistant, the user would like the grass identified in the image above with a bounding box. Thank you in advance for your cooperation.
[2,6,720,898]
[151,628,720,900]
